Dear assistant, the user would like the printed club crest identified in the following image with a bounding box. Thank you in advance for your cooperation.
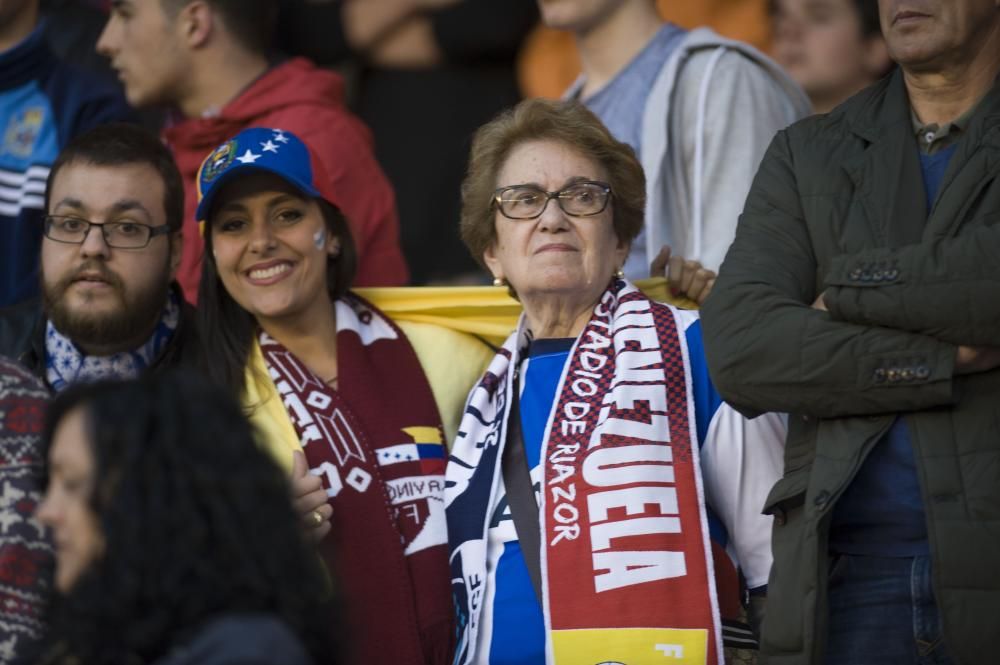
[201,140,238,182]
[2,108,44,159]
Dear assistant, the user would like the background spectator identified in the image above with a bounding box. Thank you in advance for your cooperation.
[0,358,50,665]
[0,0,133,308]
[278,0,538,284]
[519,0,774,98]
[770,0,893,113]
[40,0,164,130]
[96,0,408,303]
[540,0,809,279]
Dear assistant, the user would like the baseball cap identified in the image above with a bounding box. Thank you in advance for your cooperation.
[195,127,336,222]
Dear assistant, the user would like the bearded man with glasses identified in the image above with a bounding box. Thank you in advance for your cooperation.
[0,123,200,391]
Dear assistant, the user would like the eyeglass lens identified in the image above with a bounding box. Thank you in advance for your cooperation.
[497,182,609,219]
[45,217,154,249]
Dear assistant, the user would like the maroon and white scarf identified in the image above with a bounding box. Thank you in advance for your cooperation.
[260,293,453,665]
[447,279,722,664]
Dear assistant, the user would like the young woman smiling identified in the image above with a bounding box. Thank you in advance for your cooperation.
[195,128,468,665]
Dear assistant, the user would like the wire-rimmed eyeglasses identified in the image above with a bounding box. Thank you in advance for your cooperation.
[492,181,612,220]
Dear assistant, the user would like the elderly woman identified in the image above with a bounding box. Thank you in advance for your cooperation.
[35,371,333,664]
[194,128,475,665]
[446,98,786,665]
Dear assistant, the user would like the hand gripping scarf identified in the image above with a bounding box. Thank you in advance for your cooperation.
[447,279,722,665]
[260,294,453,665]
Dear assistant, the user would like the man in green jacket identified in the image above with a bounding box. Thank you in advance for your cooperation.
[701,1,1000,664]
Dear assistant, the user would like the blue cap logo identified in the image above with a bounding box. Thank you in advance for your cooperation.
[196,128,326,222]
[201,140,238,183]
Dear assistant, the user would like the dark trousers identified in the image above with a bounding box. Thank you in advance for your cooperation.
[825,554,952,665]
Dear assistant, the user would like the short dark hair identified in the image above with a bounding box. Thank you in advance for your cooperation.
[45,123,184,233]
[198,199,357,397]
[40,371,338,663]
[161,0,278,54]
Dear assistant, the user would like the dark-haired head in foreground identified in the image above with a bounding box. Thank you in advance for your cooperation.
[35,370,336,664]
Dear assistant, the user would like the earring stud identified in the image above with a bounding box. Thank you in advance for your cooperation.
[493,277,505,287]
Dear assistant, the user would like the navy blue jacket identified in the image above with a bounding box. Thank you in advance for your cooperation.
[0,22,133,307]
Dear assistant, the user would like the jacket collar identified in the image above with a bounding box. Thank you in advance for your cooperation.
[0,22,55,92]
[842,70,1000,246]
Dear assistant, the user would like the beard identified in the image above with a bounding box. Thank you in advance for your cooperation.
[42,258,172,354]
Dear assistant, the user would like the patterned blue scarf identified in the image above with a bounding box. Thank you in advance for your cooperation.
[45,291,180,392]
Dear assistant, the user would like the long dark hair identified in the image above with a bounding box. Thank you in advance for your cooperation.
[39,371,338,664]
[197,198,357,397]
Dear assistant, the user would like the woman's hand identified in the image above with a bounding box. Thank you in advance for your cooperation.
[650,245,716,305]
[290,451,332,543]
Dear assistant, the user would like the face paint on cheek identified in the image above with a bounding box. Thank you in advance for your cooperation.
[313,228,326,250]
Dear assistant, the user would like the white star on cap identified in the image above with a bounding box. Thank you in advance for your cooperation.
[260,140,279,153]
[273,129,290,143]
[236,149,261,164]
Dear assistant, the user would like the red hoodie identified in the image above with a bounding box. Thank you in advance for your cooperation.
[163,58,408,303]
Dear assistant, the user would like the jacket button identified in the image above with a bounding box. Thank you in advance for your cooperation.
[916,366,930,380]
[773,509,787,526]
[814,490,831,508]
[874,368,887,382]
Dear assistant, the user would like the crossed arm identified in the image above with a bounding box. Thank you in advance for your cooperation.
[701,132,1000,419]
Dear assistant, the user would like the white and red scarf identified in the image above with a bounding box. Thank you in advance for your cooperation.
[261,294,453,665]
[446,279,723,665]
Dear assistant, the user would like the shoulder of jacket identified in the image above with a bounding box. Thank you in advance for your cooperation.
[0,300,42,346]
[0,354,46,394]
[0,301,45,378]
[785,75,894,143]
[670,29,810,113]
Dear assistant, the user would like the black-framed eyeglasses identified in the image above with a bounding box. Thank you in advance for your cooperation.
[43,215,171,249]
[492,180,612,220]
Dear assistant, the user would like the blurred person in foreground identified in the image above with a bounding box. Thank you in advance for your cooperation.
[34,371,335,664]
[195,127,490,665]
[96,0,408,303]
[770,0,894,114]
[702,0,1000,663]
[0,123,200,390]
[539,0,810,286]
[0,357,50,665]
[0,0,133,308]
[446,98,785,665]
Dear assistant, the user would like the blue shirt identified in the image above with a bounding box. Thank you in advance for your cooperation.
[486,321,728,664]
[829,144,958,557]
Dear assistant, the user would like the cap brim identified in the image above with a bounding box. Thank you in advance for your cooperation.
[196,163,323,222]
